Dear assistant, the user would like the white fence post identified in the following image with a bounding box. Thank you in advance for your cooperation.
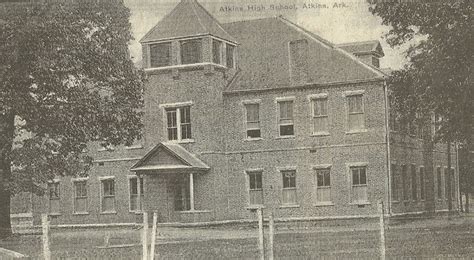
[268,212,275,260]
[41,214,51,260]
[257,207,265,260]
[378,201,386,260]
[149,212,158,260]
[142,212,149,260]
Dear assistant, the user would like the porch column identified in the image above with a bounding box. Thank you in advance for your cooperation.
[189,173,195,211]
[137,175,142,212]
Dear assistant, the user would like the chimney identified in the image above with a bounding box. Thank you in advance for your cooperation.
[289,39,309,85]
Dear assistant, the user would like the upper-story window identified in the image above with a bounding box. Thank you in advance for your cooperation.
[166,106,192,141]
[150,42,171,68]
[245,103,261,139]
[311,97,328,134]
[278,100,295,137]
[347,93,365,131]
[181,39,202,65]
[212,39,222,64]
[226,44,235,68]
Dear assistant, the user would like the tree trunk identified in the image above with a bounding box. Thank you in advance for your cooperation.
[0,113,15,238]
[447,142,453,212]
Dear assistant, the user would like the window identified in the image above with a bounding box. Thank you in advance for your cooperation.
[181,39,202,64]
[212,39,222,64]
[278,100,294,137]
[150,42,171,68]
[281,170,297,205]
[226,44,235,68]
[74,181,88,213]
[391,164,399,201]
[437,167,442,199]
[402,165,408,201]
[129,177,144,212]
[245,103,261,139]
[48,181,60,214]
[166,106,192,141]
[248,171,263,206]
[101,178,115,213]
[347,94,365,131]
[420,167,425,200]
[312,97,328,134]
[351,166,368,203]
[315,168,331,203]
[411,165,417,201]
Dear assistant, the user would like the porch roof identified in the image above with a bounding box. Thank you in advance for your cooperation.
[130,142,210,173]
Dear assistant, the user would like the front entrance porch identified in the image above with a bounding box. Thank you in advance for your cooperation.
[131,142,212,223]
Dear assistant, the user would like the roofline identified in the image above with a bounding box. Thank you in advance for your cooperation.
[337,40,380,48]
[223,77,386,96]
[140,33,238,45]
[276,16,386,77]
[354,51,384,58]
[139,0,182,43]
[277,16,333,49]
[130,142,190,170]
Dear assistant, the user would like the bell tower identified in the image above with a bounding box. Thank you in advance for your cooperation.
[140,0,238,152]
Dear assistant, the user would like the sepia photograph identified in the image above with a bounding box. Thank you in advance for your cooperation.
[0,0,472,259]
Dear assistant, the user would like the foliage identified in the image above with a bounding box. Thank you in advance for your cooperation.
[0,1,145,195]
[369,0,473,144]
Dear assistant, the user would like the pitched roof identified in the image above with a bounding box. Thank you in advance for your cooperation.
[140,0,236,43]
[221,17,386,93]
[337,40,385,57]
[130,142,210,172]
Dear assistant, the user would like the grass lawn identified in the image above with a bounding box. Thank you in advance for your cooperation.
[1,216,473,259]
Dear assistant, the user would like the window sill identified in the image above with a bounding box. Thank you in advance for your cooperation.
[311,132,330,137]
[314,202,334,207]
[345,129,368,135]
[73,212,89,216]
[125,145,144,150]
[48,213,61,216]
[100,211,117,215]
[276,135,295,140]
[167,139,195,144]
[246,205,265,210]
[145,62,227,72]
[279,204,300,209]
[350,201,371,206]
[245,137,263,142]
[177,210,212,214]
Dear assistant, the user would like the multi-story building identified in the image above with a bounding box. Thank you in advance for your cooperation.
[11,0,459,227]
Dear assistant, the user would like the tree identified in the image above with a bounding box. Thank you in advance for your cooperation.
[0,0,145,237]
[369,0,473,212]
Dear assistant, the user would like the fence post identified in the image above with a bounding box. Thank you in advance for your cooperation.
[149,212,158,260]
[41,214,51,260]
[142,212,149,260]
[268,212,275,260]
[378,201,386,260]
[257,207,265,260]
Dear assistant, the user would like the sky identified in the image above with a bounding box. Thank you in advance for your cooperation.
[124,0,410,70]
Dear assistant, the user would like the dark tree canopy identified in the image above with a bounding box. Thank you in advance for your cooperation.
[369,0,473,144]
[0,1,145,194]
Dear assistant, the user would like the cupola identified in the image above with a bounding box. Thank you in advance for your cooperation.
[140,0,238,71]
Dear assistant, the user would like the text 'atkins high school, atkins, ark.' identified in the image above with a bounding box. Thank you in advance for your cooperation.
[11,0,459,227]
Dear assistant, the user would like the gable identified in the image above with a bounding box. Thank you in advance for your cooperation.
[145,146,188,167]
[222,17,385,93]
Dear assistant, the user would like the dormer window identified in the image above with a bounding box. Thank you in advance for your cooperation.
[181,39,202,64]
[212,39,222,64]
[226,44,235,68]
[150,42,171,68]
